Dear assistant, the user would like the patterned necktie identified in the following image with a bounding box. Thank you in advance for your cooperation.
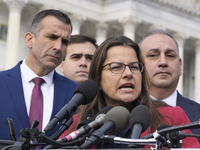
[29,77,45,131]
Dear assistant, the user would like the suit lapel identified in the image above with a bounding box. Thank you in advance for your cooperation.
[51,72,68,119]
[177,92,194,120]
[45,72,69,136]
[6,62,30,128]
[44,72,78,137]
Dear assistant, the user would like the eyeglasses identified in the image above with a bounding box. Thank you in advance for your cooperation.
[102,62,143,74]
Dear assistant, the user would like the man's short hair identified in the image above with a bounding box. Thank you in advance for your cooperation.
[31,9,72,36]
[69,34,98,49]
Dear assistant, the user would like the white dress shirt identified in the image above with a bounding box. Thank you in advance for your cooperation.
[151,90,177,107]
[20,59,54,130]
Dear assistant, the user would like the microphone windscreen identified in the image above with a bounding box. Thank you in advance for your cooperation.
[105,106,129,133]
[129,105,151,132]
[74,80,98,104]
[77,106,113,129]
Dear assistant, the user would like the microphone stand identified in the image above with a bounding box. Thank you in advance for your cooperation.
[5,127,41,150]
[2,119,87,150]
[3,120,45,150]
[103,135,166,150]
[152,130,183,148]
[4,126,85,150]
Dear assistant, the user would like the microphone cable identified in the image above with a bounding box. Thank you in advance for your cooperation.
[42,133,87,149]
[48,117,74,140]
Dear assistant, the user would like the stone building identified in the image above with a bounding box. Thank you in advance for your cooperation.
[0,0,200,103]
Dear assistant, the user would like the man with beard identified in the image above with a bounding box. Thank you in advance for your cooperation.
[139,29,200,142]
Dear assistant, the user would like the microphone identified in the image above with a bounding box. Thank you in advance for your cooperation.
[158,121,200,134]
[156,125,185,140]
[59,106,113,142]
[128,105,151,148]
[142,121,200,140]
[77,106,113,129]
[155,125,184,148]
[143,122,200,148]
[80,106,130,149]
[129,105,151,139]
[7,118,16,141]
[59,114,105,142]
[168,130,187,141]
[44,80,98,132]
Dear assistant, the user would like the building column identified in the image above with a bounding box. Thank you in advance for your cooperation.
[95,22,108,45]
[4,0,28,69]
[194,40,200,103]
[70,14,85,35]
[173,33,186,95]
[119,16,139,41]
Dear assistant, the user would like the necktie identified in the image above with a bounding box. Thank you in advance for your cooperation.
[29,77,45,131]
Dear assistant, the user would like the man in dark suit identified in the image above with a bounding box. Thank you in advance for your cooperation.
[139,29,200,142]
[0,9,78,140]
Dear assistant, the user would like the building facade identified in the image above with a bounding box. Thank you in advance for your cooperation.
[0,0,200,103]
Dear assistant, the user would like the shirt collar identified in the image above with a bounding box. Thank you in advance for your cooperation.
[150,90,177,107]
[162,90,177,107]
[20,59,54,85]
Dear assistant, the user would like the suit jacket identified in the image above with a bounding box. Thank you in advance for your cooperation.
[0,61,78,140]
[177,92,200,142]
